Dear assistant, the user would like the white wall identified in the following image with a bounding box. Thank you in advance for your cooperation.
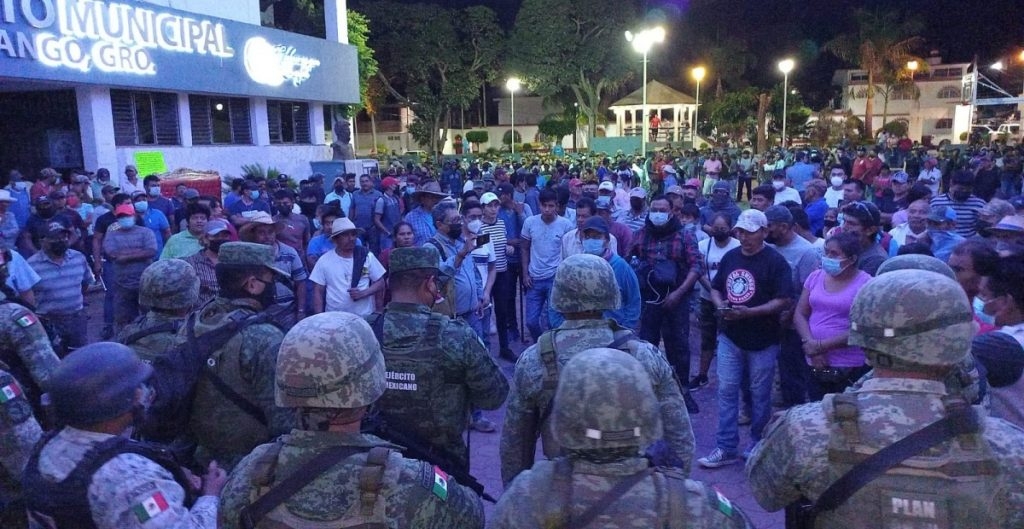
[138,0,262,25]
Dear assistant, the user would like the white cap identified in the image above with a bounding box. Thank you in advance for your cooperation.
[598,181,615,192]
[735,209,768,232]
[480,192,499,205]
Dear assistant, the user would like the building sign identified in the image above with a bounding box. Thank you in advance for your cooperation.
[0,0,358,103]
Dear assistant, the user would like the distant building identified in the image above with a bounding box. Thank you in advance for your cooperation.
[832,53,969,144]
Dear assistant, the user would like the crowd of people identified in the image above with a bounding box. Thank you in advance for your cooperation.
[1,136,1024,527]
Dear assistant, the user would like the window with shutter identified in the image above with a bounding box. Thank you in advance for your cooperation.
[267,100,311,144]
[189,95,251,144]
[110,90,180,146]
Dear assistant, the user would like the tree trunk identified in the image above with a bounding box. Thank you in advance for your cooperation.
[864,72,875,139]
[756,92,772,154]
[370,113,379,155]
[880,88,890,131]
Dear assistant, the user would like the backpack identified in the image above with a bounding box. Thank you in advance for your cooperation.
[239,441,393,529]
[119,320,182,364]
[139,311,273,442]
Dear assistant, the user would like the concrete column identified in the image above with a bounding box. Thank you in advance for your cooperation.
[252,98,270,146]
[75,86,117,175]
[311,103,327,145]
[324,0,348,44]
[177,93,193,147]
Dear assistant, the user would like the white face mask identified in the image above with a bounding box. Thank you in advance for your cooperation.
[772,181,786,191]
[830,176,844,188]
[467,220,483,234]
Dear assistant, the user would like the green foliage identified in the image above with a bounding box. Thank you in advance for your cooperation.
[364,1,505,153]
[537,115,576,145]
[521,143,534,152]
[502,130,523,145]
[485,147,500,156]
[466,130,489,145]
[708,88,759,144]
[342,10,378,117]
[240,163,280,180]
[808,111,864,146]
[509,0,637,138]
[880,120,909,137]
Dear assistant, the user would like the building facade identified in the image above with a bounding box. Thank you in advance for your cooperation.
[0,0,359,186]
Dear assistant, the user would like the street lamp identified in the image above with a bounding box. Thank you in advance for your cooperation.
[691,66,706,147]
[778,58,795,149]
[506,77,521,155]
[625,26,665,157]
[573,102,579,152]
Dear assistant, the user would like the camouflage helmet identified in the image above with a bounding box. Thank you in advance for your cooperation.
[138,259,200,310]
[48,342,153,427]
[849,270,973,369]
[875,254,955,280]
[276,312,385,409]
[553,348,662,451]
[550,254,621,313]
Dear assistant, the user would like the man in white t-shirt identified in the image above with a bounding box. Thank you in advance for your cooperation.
[918,156,941,196]
[310,217,386,316]
[691,213,740,390]
[824,165,846,208]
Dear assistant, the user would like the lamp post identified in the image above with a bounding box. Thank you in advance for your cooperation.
[625,26,665,157]
[506,77,521,155]
[691,66,706,147]
[778,58,795,149]
[573,102,579,152]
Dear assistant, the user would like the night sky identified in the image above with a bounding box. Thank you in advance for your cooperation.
[352,0,1024,108]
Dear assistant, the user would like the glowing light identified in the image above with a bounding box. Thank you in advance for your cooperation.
[243,37,321,87]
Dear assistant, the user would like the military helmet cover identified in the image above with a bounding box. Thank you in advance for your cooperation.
[139,259,200,310]
[388,246,440,275]
[276,312,386,409]
[48,342,153,426]
[849,270,972,368]
[551,253,621,313]
[875,254,955,280]
[553,348,662,450]
[218,241,289,278]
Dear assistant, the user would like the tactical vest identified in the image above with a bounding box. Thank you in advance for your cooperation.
[368,310,463,467]
[119,319,182,363]
[818,393,1005,529]
[22,432,195,529]
[242,442,392,529]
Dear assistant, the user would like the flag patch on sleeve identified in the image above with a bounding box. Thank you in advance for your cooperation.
[431,466,449,501]
[713,487,734,516]
[0,382,22,402]
[132,491,170,523]
[15,313,37,328]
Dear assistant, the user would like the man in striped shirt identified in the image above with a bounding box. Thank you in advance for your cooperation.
[27,222,92,356]
[480,192,516,361]
[930,170,988,238]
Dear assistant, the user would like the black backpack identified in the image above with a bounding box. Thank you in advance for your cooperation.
[139,311,272,442]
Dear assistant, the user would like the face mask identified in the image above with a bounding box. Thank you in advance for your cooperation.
[649,212,670,226]
[582,238,605,255]
[831,177,844,188]
[772,180,786,191]
[256,279,277,308]
[117,217,135,229]
[467,220,483,234]
[973,297,996,326]
[36,205,53,217]
[824,220,838,230]
[836,213,845,227]
[821,256,847,277]
[148,187,161,197]
[406,186,416,194]
[712,230,731,242]
[299,202,318,216]
[47,241,68,255]
[67,196,81,208]
[447,224,463,239]
[208,239,226,253]
[277,206,292,217]
[133,201,149,213]
[313,218,323,231]
[250,190,261,200]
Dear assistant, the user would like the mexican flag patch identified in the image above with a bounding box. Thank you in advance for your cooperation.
[15,313,36,328]
[714,487,734,517]
[431,466,449,501]
[132,491,170,523]
[0,382,21,402]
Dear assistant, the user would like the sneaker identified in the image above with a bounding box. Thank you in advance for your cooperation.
[738,408,752,426]
[687,375,709,391]
[470,416,496,433]
[698,448,739,469]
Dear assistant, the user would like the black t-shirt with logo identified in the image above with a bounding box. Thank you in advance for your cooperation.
[712,245,793,351]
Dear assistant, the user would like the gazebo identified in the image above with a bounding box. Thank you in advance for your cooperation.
[609,80,698,143]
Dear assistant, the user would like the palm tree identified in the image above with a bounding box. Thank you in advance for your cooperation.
[824,8,924,138]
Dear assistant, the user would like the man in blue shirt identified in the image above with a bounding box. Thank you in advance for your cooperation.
[227,180,271,228]
[785,151,818,193]
[404,181,448,246]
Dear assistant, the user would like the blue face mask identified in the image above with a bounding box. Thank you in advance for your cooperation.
[821,256,847,277]
[250,190,260,200]
[313,218,322,231]
[973,297,996,326]
[649,212,670,226]
[117,217,135,229]
[133,201,149,213]
[582,238,605,256]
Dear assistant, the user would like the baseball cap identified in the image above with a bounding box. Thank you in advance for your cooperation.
[595,196,613,210]
[480,192,499,205]
[665,185,685,197]
[991,215,1024,233]
[629,187,647,199]
[381,176,399,189]
[682,178,701,189]
[43,221,70,239]
[114,204,135,217]
[891,171,909,184]
[844,201,881,227]
[569,178,582,187]
[101,185,119,195]
[735,209,768,232]
[663,165,677,174]
[581,216,609,234]
[205,219,230,236]
[48,190,66,200]
[598,181,615,192]
[712,181,731,193]
[184,188,200,199]
[764,205,794,225]
[496,183,514,196]
[927,205,957,223]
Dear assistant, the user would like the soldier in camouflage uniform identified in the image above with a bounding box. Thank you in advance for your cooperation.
[747,270,1024,528]
[22,342,227,529]
[116,259,200,363]
[500,253,695,485]
[219,312,484,529]
[492,348,751,529]
[370,246,508,473]
[185,242,293,469]
[0,365,43,529]
[0,255,60,415]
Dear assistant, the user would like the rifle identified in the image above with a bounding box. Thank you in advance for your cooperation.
[362,415,496,503]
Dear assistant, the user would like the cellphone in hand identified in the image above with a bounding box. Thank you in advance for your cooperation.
[475,233,491,245]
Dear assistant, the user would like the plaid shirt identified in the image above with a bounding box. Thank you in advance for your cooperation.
[632,225,703,283]
[404,206,436,247]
